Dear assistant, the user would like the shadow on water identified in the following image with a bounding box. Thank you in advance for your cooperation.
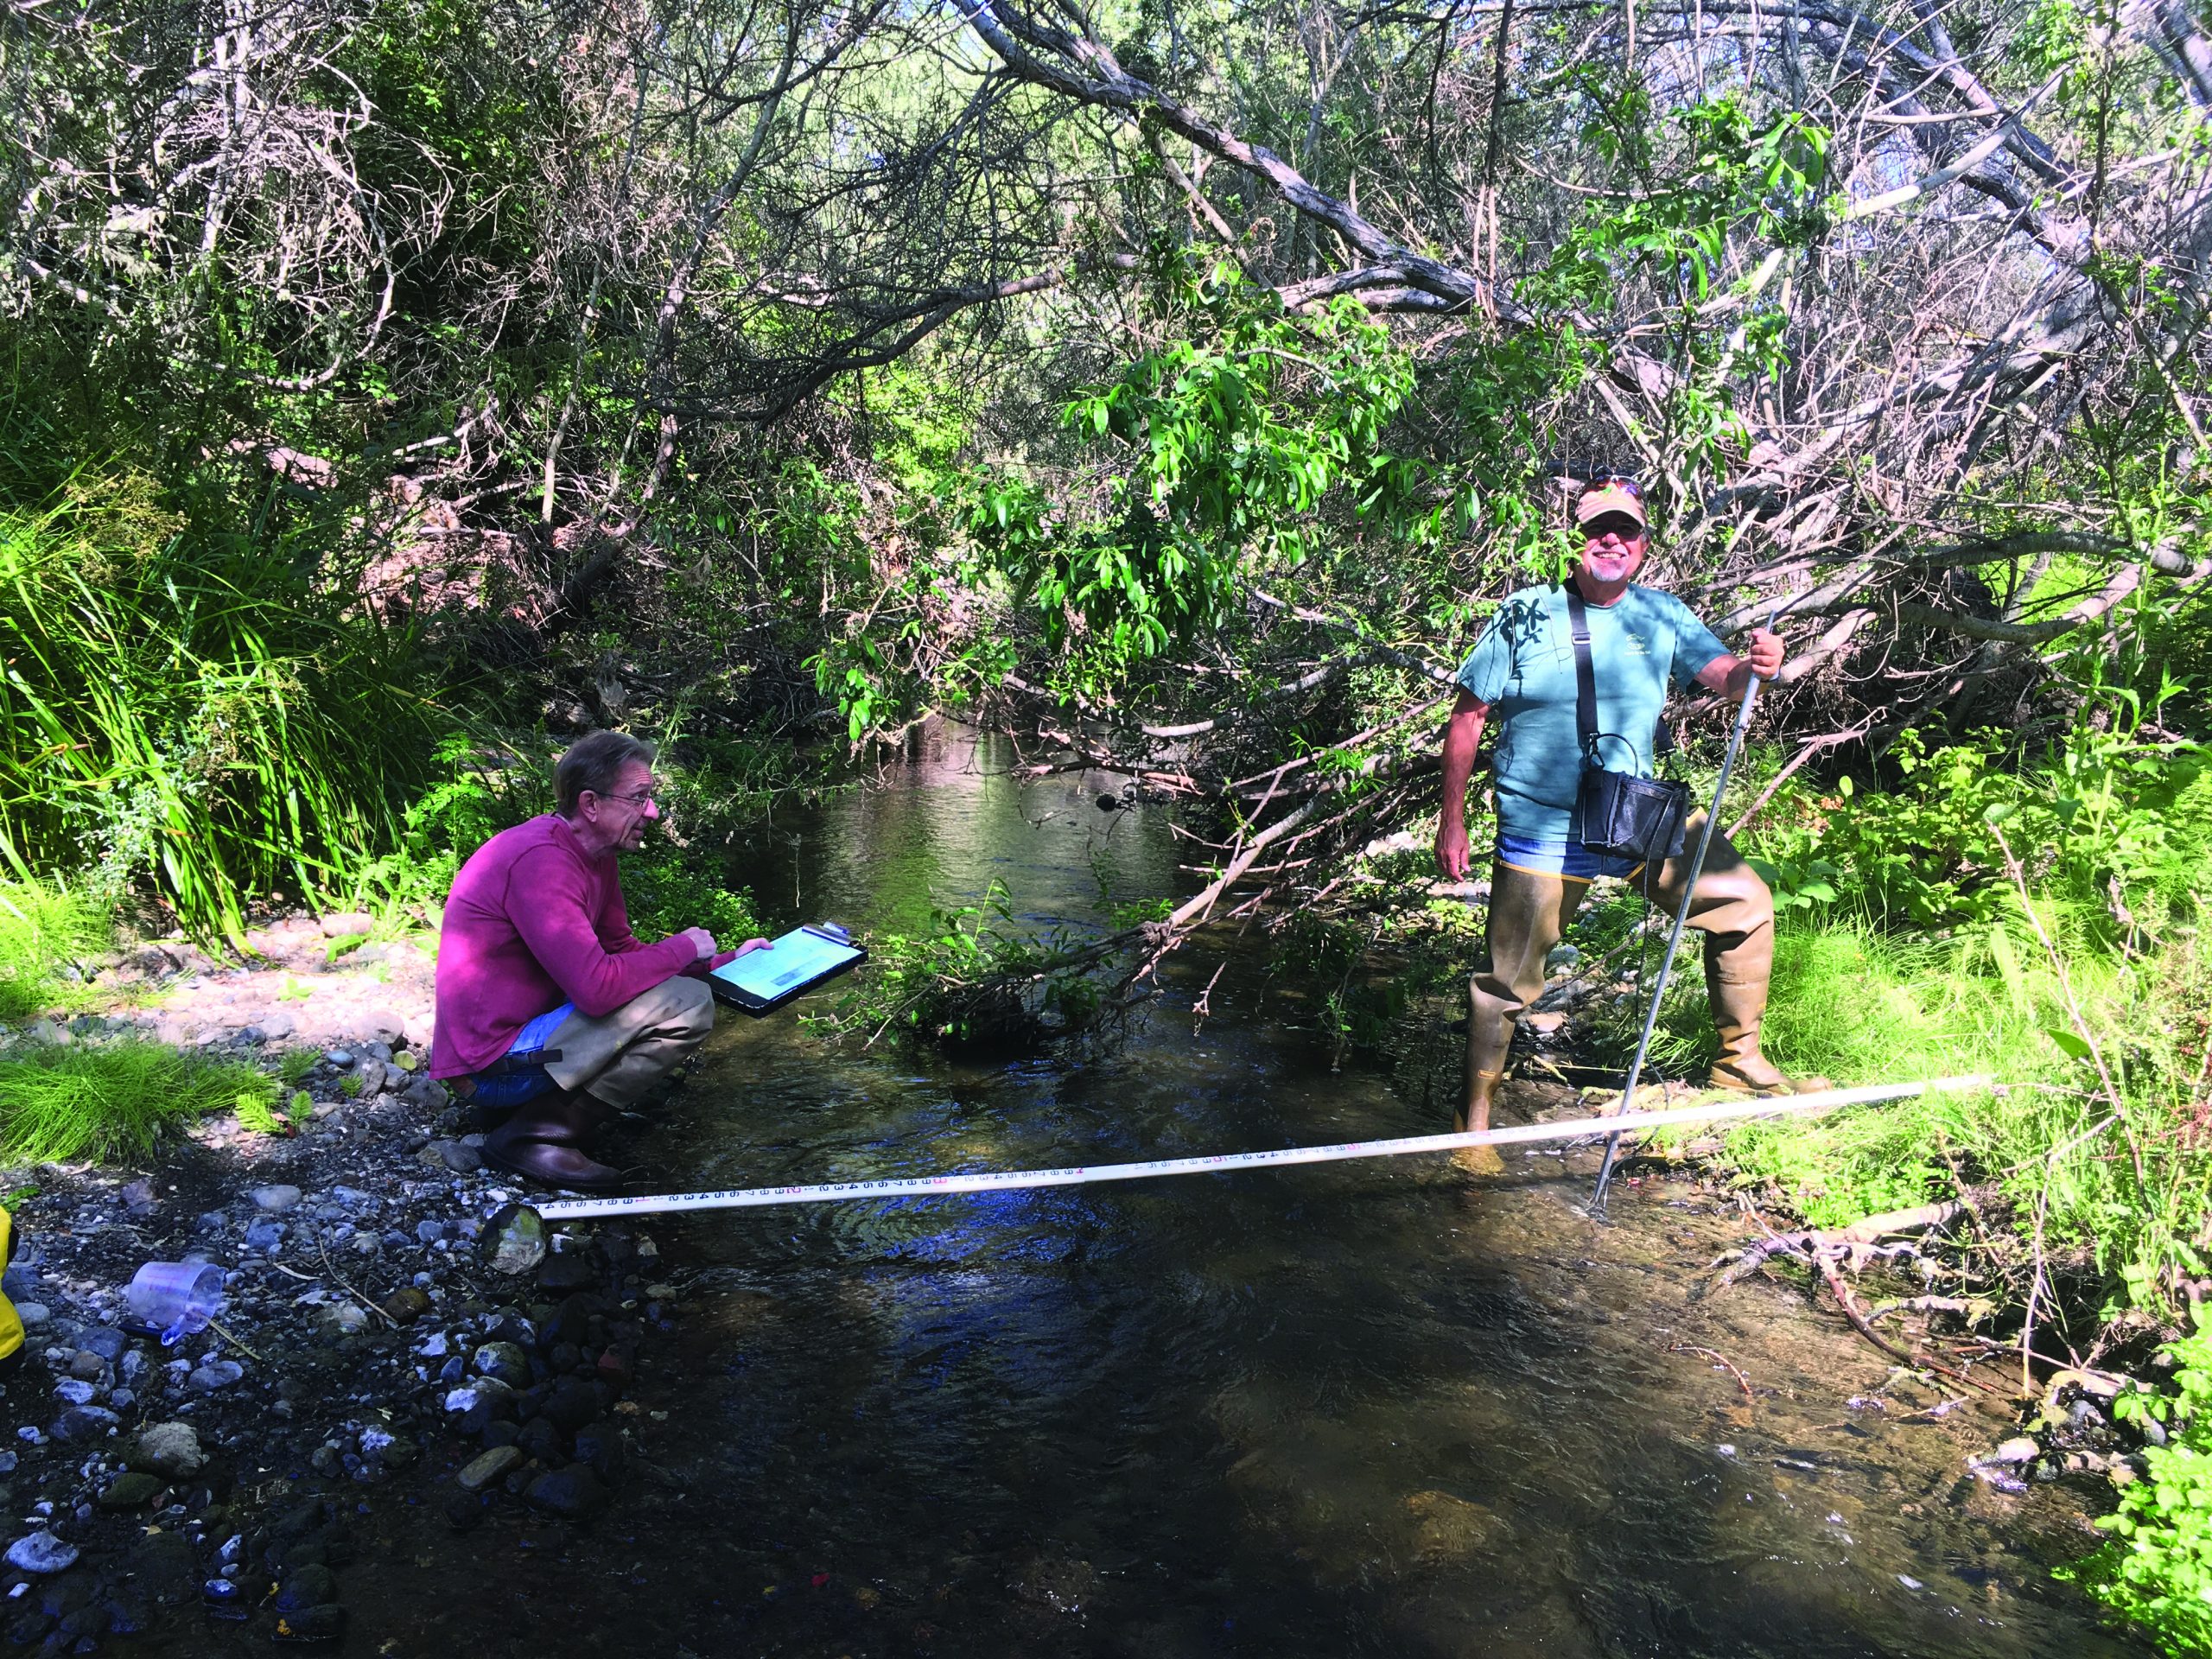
[339,725,2146,1656]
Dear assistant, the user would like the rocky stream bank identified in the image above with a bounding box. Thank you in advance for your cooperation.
[0,914,688,1650]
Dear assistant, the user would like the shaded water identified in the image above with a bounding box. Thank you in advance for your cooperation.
[361,726,2139,1656]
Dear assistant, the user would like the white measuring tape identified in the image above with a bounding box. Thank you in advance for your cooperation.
[531,1076,1988,1221]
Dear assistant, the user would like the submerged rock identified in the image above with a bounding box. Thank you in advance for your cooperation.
[1405,1490,1510,1562]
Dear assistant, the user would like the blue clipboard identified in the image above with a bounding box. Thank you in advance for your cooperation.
[708,923,868,1015]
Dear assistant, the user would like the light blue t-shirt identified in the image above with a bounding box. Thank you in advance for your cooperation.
[1456,583,1728,841]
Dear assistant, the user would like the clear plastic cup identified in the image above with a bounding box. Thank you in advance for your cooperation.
[125,1261,226,1346]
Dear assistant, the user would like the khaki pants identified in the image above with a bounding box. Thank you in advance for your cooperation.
[542,975,715,1109]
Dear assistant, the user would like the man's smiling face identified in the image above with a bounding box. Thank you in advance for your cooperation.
[1578,514,1648,586]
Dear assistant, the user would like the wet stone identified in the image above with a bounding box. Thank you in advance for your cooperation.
[97,1472,164,1510]
[188,1360,245,1392]
[66,1351,102,1381]
[454,1446,523,1493]
[76,1327,124,1362]
[427,1141,480,1174]
[49,1407,118,1443]
[542,1376,603,1433]
[3,1611,51,1645]
[273,1564,336,1611]
[273,1603,346,1643]
[516,1418,562,1466]
[524,1465,606,1520]
[375,1434,419,1471]
[379,1288,431,1325]
[251,1185,304,1213]
[474,1342,531,1388]
[53,1379,96,1406]
[537,1253,596,1294]
[57,1603,109,1640]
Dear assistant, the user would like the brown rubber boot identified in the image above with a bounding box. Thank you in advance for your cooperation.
[1459,863,1587,1176]
[1643,816,1824,1096]
[1704,927,1828,1096]
[482,1106,623,1191]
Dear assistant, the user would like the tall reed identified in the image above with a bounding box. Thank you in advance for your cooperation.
[0,493,442,943]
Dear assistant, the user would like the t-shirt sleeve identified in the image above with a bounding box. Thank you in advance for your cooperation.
[1666,596,1730,687]
[1455,597,1526,704]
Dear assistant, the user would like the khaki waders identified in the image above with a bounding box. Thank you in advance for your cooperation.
[1457,813,1823,1171]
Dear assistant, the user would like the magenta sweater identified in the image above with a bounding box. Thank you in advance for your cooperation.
[429,815,706,1078]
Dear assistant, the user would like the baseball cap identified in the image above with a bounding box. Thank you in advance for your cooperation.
[1573,477,1647,529]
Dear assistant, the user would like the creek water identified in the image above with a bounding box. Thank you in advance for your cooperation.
[353,725,2141,1656]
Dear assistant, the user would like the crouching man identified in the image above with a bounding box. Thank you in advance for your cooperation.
[429,730,763,1191]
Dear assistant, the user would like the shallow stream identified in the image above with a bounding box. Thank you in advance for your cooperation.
[347,725,2141,1656]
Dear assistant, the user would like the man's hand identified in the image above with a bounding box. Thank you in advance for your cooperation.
[680,926,718,960]
[732,936,770,957]
[1745,627,1785,681]
[1435,819,1472,882]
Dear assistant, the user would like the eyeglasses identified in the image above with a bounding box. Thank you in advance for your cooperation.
[595,784,658,807]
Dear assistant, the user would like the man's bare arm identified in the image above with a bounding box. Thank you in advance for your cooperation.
[1434,690,1491,880]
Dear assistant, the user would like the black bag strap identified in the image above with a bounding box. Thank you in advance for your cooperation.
[1565,588,1599,766]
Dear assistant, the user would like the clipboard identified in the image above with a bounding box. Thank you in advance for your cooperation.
[708,922,868,1015]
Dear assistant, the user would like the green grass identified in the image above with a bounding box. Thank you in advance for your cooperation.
[1591,908,2210,1311]
[0,485,444,945]
[0,877,109,1023]
[0,1039,273,1163]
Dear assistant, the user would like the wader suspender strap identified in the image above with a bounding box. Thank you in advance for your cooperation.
[1566,589,1598,835]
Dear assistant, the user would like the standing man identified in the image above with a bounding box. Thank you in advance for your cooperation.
[1433,477,1821,1174]
[430,729,765,1190]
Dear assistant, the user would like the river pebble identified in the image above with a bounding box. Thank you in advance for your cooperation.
[5,1532,79,1574]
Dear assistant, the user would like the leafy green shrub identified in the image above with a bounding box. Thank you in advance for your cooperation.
[0,1040,272,1162]
[621,851,763,946]
[810,881,1103,1048]
[0,879,109,1022]
[342,733,551,920]
[2062,1312,2212,1655]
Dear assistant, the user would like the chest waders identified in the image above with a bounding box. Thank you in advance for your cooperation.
[1459,607,1821,1188]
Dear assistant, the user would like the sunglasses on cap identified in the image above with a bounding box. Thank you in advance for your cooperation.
[1577,475,1643,499]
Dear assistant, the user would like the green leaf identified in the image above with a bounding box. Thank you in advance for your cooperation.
[2044,1027,2094,1062]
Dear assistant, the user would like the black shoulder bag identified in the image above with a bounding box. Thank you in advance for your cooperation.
[1567,590,1691,863]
